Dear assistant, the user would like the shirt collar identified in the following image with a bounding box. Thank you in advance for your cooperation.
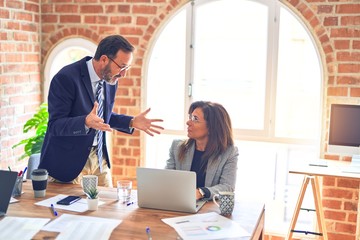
[86,58,100,83]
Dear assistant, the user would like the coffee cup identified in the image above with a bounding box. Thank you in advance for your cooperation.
[212,191,235,216]
[31,169,48,198]
[81,175,98,194]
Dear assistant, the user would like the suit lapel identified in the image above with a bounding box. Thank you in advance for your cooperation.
[80,57,95,103]
[205,155,221,187]
[183,143,195,171]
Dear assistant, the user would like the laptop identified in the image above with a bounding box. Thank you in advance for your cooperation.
[0,170,18,216]
[136,167,207,213]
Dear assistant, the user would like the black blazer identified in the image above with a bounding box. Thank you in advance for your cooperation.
[39,56,133,182]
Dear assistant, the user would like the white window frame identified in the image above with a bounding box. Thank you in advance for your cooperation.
[143,0,323,236]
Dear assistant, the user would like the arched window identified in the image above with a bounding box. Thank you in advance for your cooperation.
[145,0,322,235]
[43,38,96,102]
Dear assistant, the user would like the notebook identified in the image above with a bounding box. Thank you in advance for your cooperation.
[136,167,207,213]
[0,170,18,216]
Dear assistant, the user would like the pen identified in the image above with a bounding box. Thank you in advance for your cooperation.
[8,166,11,171]
[126,201,135,206]
[18,170,23,177]
[146,226,152,240]
[176,220,189,224]
[22,167,28,177]
[50,204,58,216]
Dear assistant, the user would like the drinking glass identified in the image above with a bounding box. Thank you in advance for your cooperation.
[117,180,132,203]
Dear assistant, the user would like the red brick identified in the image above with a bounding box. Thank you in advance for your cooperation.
[334,40,350,49]
[55,4,78,13]
[335,222,357,234]
[60,15,81,23]
[323,188,353,199]
[132,5,157,14]
[341,16,360,26]
[338,64,360,73]
[336,4,360,14]
[80,5,103,14]
[344,201,358,211]
[324,210,346,221]
[336,76,360,85]
[323,199,342,209]
[317,5,333,14]
[350,88,360,97]
[354,40,360,49]
[327,87,348,97]
[324,17,338,26]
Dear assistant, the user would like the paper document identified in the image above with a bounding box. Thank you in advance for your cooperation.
[56,220,118,240]
[35,194,104,213]
[0,217,50,240]
[162,212,250,240]
[42,213,121,233]
[10,197,19,204]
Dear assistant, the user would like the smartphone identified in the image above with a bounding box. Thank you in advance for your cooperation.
[56,195,81,205]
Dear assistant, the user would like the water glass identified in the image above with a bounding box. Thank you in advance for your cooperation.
[117,180,132,203]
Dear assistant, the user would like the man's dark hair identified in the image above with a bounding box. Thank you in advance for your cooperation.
[93,35,135,60]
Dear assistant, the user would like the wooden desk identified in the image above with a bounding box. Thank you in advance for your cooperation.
[287,160,360,240]
[6,182,265,240]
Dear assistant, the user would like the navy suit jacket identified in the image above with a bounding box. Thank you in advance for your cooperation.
[39,56,134,182]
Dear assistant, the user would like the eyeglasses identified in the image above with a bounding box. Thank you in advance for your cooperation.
[108,57,131,72]
[188,114,203,123]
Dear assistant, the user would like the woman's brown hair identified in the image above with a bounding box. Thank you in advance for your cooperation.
[179,101,234,162]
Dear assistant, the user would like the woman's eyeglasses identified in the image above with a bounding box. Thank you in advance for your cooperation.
[188,114,203,123]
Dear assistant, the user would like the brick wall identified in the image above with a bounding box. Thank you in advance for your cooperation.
[285,1,360,239]
[1,0,360,239]
[0,0,41,171]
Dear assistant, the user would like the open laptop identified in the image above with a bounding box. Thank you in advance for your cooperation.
[0,170,18,216]
[136,167,207,213]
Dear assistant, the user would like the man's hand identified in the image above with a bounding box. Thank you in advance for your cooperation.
[132,108,164,136]
[85,102,112,132]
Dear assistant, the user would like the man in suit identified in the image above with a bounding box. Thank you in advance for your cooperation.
[39,35,163,187]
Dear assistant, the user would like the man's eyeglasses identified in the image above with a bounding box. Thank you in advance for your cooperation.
[188,114,203,123]
[108,57,131,72]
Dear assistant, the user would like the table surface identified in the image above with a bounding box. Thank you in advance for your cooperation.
[5,181,265,240]
[289,159,360,180]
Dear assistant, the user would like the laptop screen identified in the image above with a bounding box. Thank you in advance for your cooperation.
[0,170,18,216]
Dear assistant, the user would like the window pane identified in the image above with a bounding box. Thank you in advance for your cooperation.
[145,0,322,236]
[275,8,322,139]
[147,11,187,131]
[50,47,91,80]
[193,0,268,130]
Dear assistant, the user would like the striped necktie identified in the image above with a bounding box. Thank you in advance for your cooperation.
[95,80,104,172]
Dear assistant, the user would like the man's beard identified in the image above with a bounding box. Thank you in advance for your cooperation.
[102,63,121,85]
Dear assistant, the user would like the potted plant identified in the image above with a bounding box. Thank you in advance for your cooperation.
[85,187,99,211]
[12,103,48,160]
[12,103,48,178]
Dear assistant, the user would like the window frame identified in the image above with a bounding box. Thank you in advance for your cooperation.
[143,0,323,235]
